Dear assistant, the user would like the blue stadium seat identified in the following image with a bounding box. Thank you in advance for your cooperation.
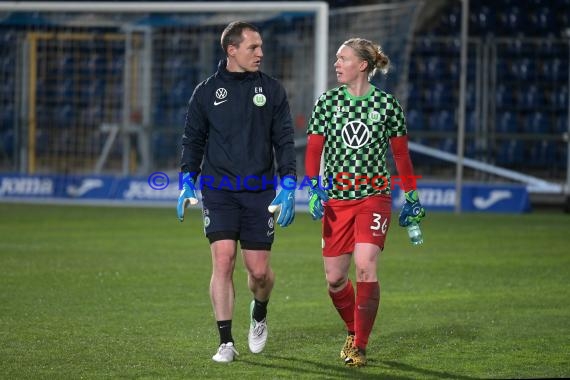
[429,109,454,131]
[549,85,568,111]
[425,56,444,80]
[168,80,193,107]
[499,6,522,35]
[496,111,518,133]
[495,84,515,108]
[538,39,562,58]
[0,103,15,130]
[406,109,425,131]
[54,104,74,127]
[86,53,106,76]
[514,58,535,81]
[524,111,549,134]
[1,128,14,156]
[406,83,422,106]
[465,110,477,132]
[439,137,456,153]
[436,5,460,35]
[555,114,568,133]
[496,140,524,166]
[547,58,568,82]
[82,79,105,101]
[529,6,556,35]
[56,79,75,102]
[470,5,496,35]
[496,58,511,80]
[519,84,543,110]
[528,140,557,168]
[426,83,452,109]
[110,56,124,76]
[57,54,74,76]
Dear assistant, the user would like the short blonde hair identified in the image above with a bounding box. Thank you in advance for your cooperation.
[342,38,390,79]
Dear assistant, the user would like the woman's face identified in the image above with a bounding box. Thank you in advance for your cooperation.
[334,44,367,84]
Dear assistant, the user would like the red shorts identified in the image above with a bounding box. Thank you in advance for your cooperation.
[322,194,392,257]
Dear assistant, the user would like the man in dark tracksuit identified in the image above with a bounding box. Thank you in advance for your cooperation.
[177,21,297,363]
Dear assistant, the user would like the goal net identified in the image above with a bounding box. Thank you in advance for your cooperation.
[0,1,422,178]
[0,2,327,175]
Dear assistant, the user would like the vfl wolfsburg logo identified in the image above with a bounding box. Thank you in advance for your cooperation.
[368,111,381,122]
[341,121,370,148]
[253,94,266,106]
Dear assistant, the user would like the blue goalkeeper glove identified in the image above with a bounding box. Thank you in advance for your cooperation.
[268,176,296,227]
[398,189,426,227]
[308,177,329,220]
[177,172,198,222]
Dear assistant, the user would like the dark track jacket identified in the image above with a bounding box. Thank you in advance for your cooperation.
[180,59,296,191]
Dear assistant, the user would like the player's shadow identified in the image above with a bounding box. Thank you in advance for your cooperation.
[241,322,481,379]
[243,353,479,379]
[241,354,413,379]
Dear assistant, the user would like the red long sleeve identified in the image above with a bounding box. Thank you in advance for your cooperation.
[390,135,418,191]
[305,134,325,178]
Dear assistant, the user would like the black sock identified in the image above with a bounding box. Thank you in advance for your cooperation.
[217,320,233,345]
[252,298,269,322]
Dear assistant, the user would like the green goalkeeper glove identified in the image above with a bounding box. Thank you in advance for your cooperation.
[398,190,426,227]
[308,177,329,220]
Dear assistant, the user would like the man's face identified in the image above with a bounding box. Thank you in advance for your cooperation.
[334,45,366,84]
[228,29,263,73]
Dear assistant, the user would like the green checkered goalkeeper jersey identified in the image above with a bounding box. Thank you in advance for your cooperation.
[307,85,407,200]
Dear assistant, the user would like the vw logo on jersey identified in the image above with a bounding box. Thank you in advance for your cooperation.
[215,88,227,100]
[341,121,371,148]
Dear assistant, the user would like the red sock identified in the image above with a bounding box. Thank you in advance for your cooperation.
[354,281,380,350]
[328,279,355,333]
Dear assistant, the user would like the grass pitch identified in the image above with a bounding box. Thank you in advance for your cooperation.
[0,203,568,379]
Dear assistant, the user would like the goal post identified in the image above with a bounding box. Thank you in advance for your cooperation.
[0,1,328,175]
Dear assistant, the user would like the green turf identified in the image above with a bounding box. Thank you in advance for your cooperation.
[0,203,568,379]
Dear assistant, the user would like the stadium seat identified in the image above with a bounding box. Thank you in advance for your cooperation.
[529,6,556,35]
[495,84,515,109]
[429,109,454,132]
[548,58,568,82]
[406,83,422,107]
[514,58,535,81]
[426,83,452,109]
[54,104,74,127]
[406,109,425,131]
[496,58,512,81]
[519,84,543,110]
[110,56,124,76]
[538,39,562,58]
[466,110,477,133]
[0,103,15,130]
[524,111,549,134]
[496,140,524,166]
[436,5,460,35]
[496,111,518,133]
[528,140,557,167]
[470,5,496,35]
[425,56,444,81]
[167,81,193,107]
[550,85,568,111]
[1,128,14,157]
[57,54,74,76]
[439,137,456,153]
[56,79,75,102]
[554,114,568,133]
[499,6,522,35]
[86,53,106,76]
